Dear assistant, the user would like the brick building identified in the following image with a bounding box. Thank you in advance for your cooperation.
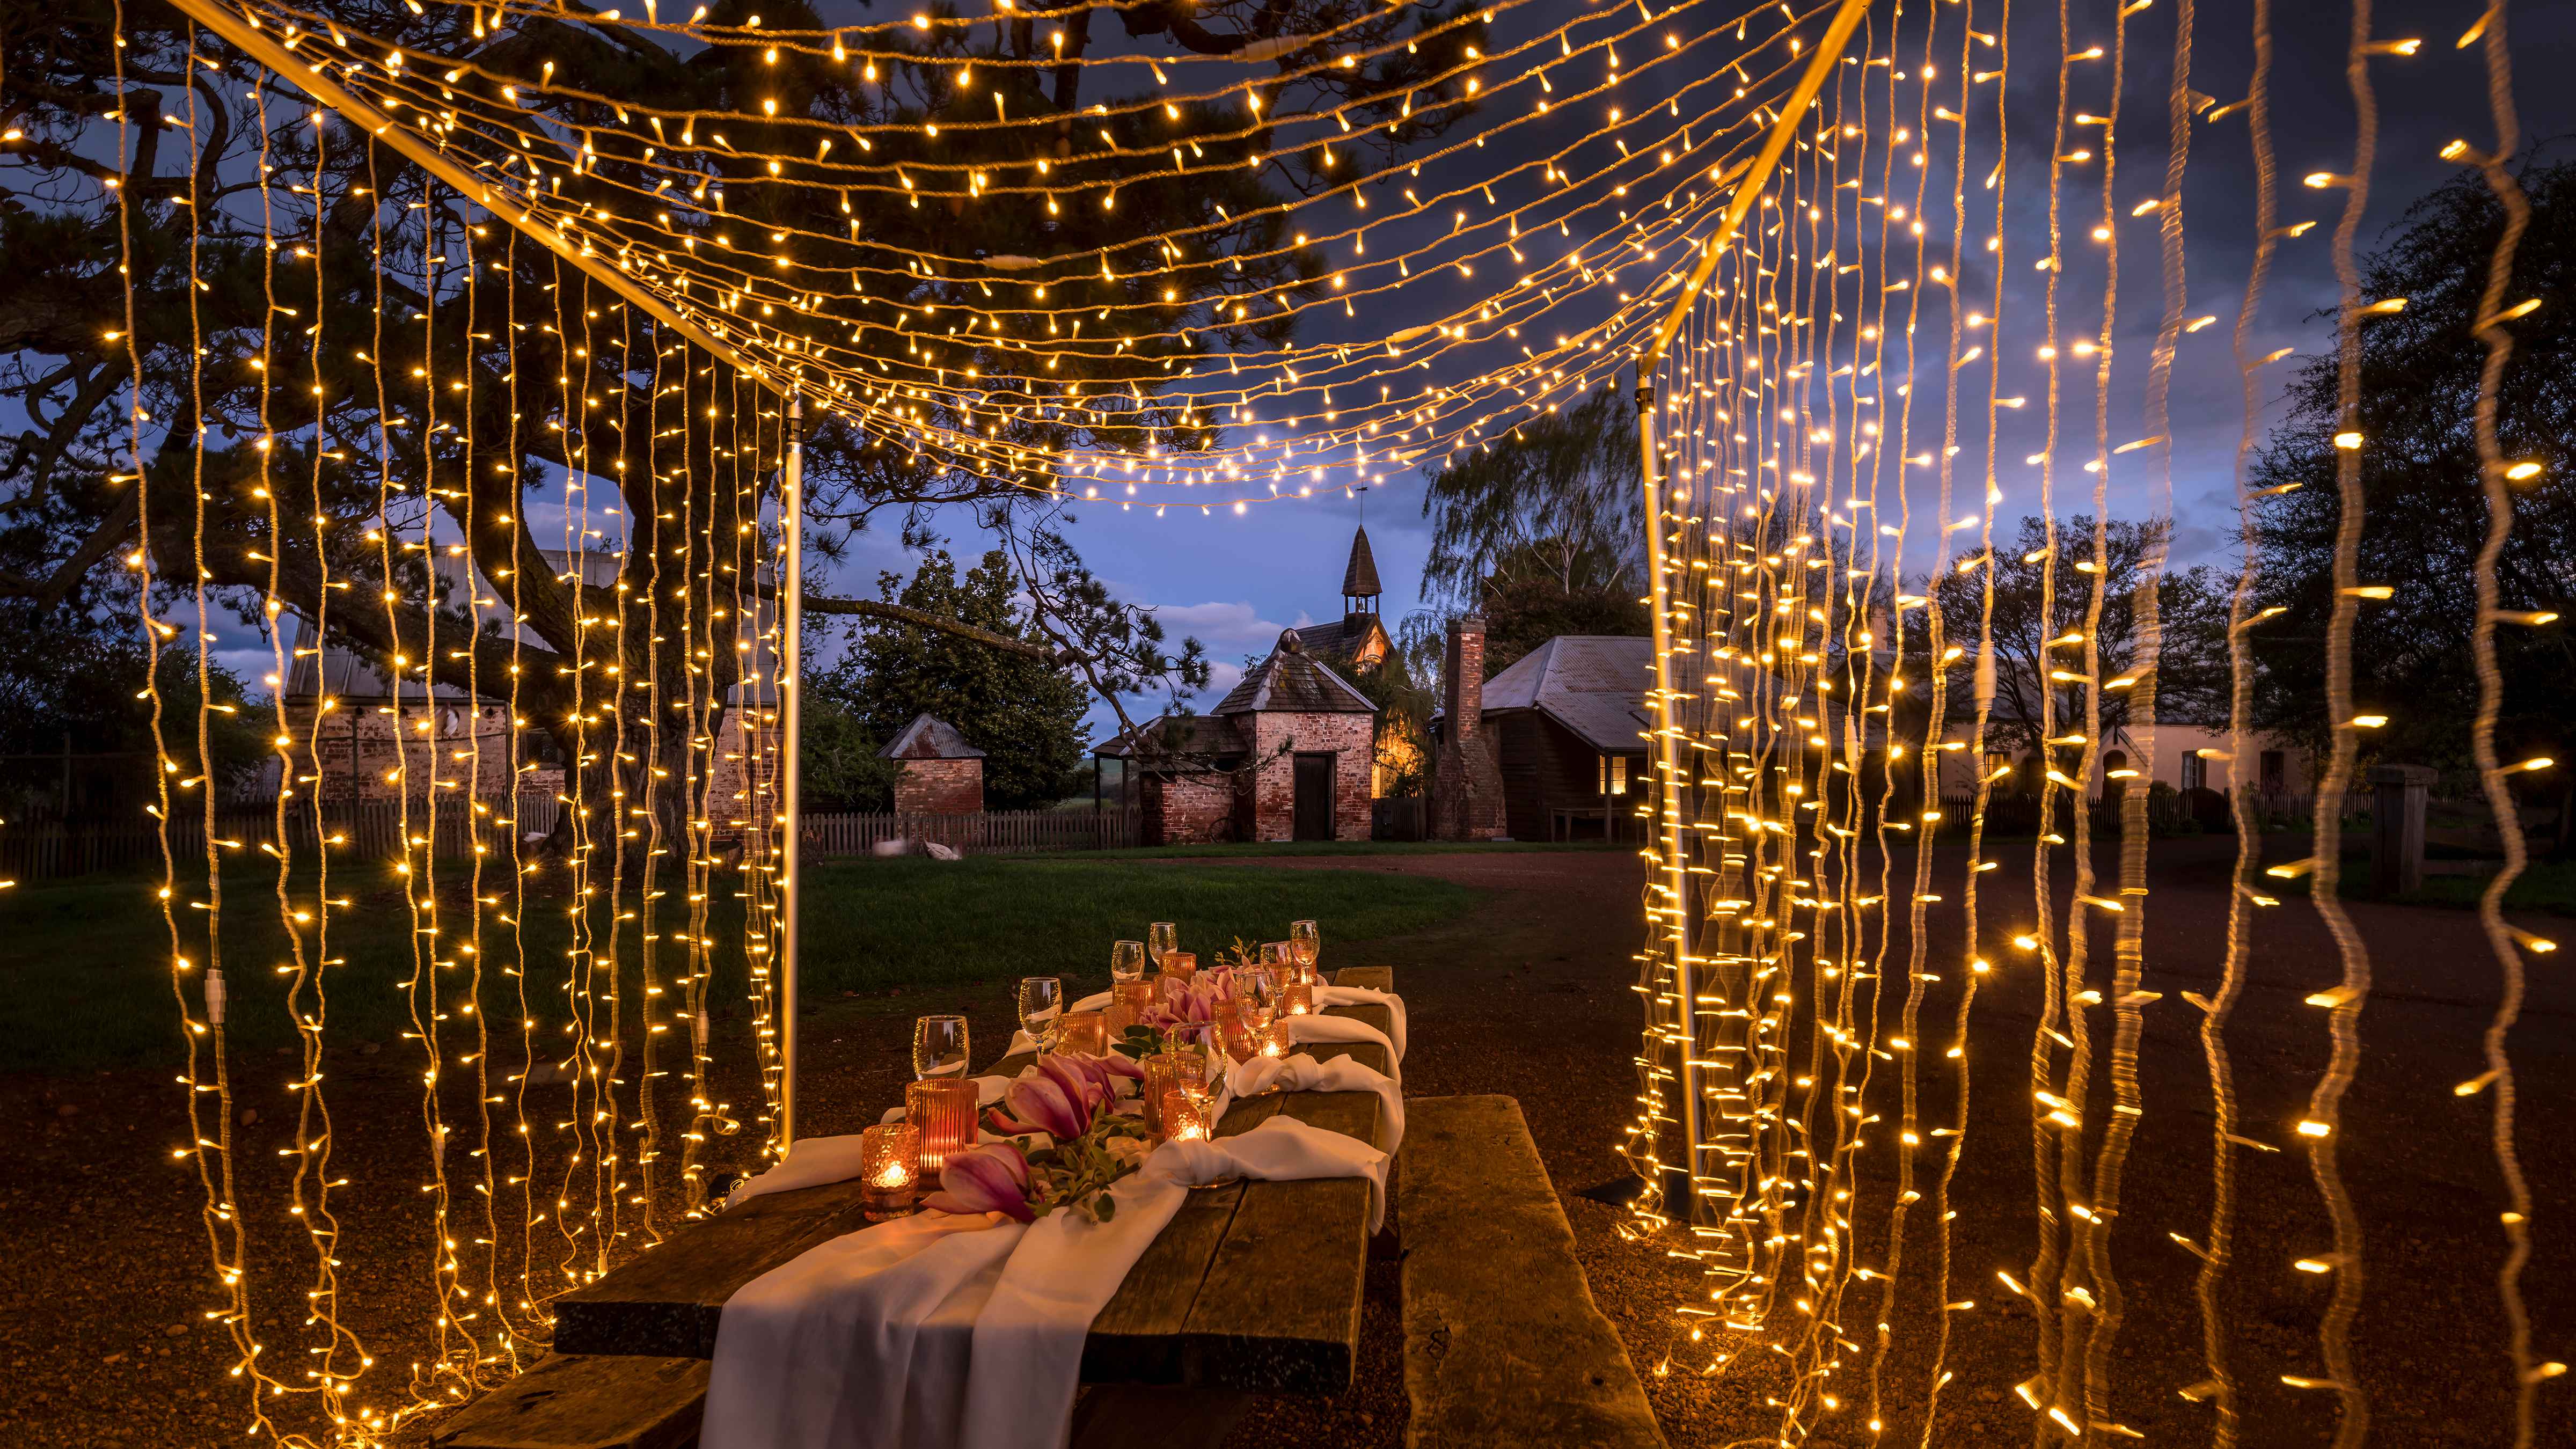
[1099,629,1377,845]
[878,713,986,814]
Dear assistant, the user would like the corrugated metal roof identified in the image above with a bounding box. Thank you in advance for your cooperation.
[1213,630,1377,715]
[1480,635,1654,752]
[878,713,985,759]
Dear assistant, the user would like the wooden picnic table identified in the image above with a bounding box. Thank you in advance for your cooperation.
[547,966,1399,1403]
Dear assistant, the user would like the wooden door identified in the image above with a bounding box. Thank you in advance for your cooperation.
[1293,753,1335,841]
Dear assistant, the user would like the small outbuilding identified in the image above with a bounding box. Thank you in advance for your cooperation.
[877,713,986,815]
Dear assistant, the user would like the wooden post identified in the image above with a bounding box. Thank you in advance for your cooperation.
[2370,763,2435,896]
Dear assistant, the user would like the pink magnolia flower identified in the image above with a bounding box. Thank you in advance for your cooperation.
[1144,976,1217,1046]
[1053,1051,1144,1101]
[923,1142,1038,1223]
[984,1073,1093,1140]
[1035,1053,1108,1111]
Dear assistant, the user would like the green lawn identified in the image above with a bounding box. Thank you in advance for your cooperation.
[796,854,1480,992]
[3,852,1481,1073]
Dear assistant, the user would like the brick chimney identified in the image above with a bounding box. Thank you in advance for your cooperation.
[1444,614,1487,741]
[1431,615,1507,840]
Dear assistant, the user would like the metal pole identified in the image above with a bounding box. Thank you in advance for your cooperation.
[163,0,787,398]
[779,394,804,1148]
[1631,0,1871,1221]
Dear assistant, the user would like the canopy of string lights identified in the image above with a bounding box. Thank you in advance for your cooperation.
[48,0,2560,1441]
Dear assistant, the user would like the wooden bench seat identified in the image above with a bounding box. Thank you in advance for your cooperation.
[438,965,1403,1449]
[433,1353,707,1449]
[1396,1095,1666,1449]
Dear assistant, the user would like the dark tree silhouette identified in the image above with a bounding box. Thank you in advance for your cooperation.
[2247,156,2575,840]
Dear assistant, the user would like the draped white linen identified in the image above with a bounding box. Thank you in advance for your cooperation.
[701,1115,1386,1449]
[1309,984,1407,1060]
[1280,1010,1399,1064]
[1209,1052,1405,1161]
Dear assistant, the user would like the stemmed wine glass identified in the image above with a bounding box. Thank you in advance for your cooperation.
[1239,965,1279,1031]
[1111,939,1149,986]
[1289,920,1321,980]
[1148,921,1179,969]
[1018,976,1065,1053]
[1258,940,1293,982]
[912,1014,970,1079]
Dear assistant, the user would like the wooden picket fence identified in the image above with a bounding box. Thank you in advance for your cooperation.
[1,795,564,883]
[803,808,1140,857]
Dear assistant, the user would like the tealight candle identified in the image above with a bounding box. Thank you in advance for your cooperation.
[906,1078,978,1181]
[1259,1021,1293,1058]
[1281,980,1314,1016]
[861,1123,920,1220]
[1141,1051,1208,1134]
[1160,1088,1209,1144]
[1163,952,1197,983]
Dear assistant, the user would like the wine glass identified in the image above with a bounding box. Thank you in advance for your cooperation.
[1289,919,1321,979]
[1239,966,1279,1031]
[1017,976,1065,1053]
[1111,939,1149,986]
[1259,940,1293,983]
[1148,921,1179,968]
[912,1014,970,1080]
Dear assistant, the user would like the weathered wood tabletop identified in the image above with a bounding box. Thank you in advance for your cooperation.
[551,967,1399,1397]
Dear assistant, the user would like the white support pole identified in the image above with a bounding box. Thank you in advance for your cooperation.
[779,394,804,1148]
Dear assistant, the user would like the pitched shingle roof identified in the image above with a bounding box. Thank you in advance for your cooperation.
[877,713,987,759]
[1479,635,1653,752]
[1341,526,1382,598]
[1213,630,1378,715]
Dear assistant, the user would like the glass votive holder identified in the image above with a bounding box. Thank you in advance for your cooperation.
[905,1078,979,1181]
[1057,1010,1109,1057]
[1212,1002,1249,1060]
[1162,951,1197,982]
[1258,1020,1293,1058]
[861,1123,920,1220]
[1141,1051,1208,1134]
[1106,980,1154,1037]
[1281,980,1315,1016]
[1160,1088,1210,1144]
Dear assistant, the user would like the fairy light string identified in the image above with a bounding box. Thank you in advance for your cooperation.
[2191,0,2277,1432]
[2297,0,2383,1436]
[2460,5,2541,1442]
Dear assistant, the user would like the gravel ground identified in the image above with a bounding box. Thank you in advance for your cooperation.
[5,838,2570,1446]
